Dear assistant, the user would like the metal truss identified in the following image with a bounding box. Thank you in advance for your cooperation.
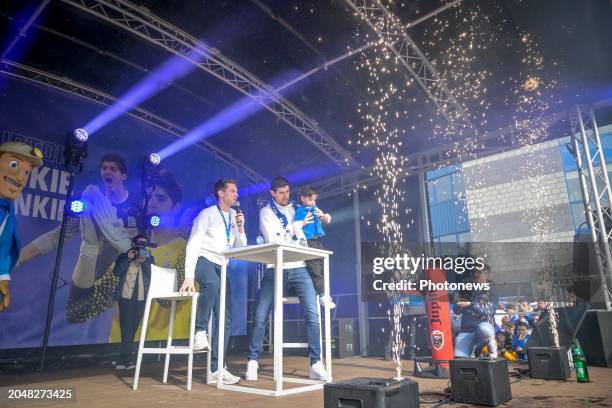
[0,59,268,184]
[569,105,612,310]
[59,0,358,168]
[343,0,474,132]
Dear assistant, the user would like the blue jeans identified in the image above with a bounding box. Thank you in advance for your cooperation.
[194,257,231,372]
[248,267,321,365]
[454,322,496,358]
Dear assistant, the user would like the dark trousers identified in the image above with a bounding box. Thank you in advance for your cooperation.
[118,298,146,363]
[306,238,325,295]
[194,257,232,372]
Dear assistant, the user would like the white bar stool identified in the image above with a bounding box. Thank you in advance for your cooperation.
[133,265,212,391]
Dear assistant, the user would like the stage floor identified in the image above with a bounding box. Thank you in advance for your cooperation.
[2,355,611,407]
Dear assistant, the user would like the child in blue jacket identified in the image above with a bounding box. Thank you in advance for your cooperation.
[294,186,335,309]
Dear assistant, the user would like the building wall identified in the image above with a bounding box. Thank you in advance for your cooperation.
[426,124,612,293]
[463,139,575,242]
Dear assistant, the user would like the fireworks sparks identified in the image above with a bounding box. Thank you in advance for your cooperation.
[348,0,562,375]
[415,2,504,237]
[523,77,540,92]
[350,3,413,378]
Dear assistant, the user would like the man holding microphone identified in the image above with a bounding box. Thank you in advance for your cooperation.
[179,178,246,384]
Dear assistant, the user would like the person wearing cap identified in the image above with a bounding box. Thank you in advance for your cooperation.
[0,142,43,311]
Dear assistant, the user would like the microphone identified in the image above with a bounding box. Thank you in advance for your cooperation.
[234,201,243,228]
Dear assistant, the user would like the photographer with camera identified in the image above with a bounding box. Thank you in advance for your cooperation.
[113,235,155,370]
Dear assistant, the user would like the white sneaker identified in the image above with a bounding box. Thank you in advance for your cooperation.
[194,330,210,350]
[210,368,240,384]
[319,295,336,309]
[115,363,126,370]
[309,361,328,381]
[245,360,258,381]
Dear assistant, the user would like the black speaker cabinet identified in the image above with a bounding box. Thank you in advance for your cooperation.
[577,310,612,367]
[449,358,512,406]
[335,319,359,358]
[527,346,571,380]
[324,377,420,408]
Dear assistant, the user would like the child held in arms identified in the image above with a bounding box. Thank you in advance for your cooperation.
[512,322,530,361]
[294,186,335,309]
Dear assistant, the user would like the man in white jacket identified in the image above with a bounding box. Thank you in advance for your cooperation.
[180,178,246,384]
[245,176,328,382]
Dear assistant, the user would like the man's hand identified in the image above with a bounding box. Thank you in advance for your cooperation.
[0,280,10,311]
[127,249,137,260]
[90,192,131,252]
[82,184,102,201]
[302,212,314,227]
[235,212,245,233]
[179,278,196,294]
[456,301,471,308]
[314,208,331,224]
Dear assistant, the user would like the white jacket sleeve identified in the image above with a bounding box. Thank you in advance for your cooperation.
[293,220,307,240]
[260,206,282,243]
[184,210,209,279]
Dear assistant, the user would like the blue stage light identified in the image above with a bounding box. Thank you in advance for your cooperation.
[149,215,161,227]
[82,49,205,137]
[73,128,89,142]
[70,200,85,214]
[149,153,161,166]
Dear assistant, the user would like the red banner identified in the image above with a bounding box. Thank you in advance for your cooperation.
[426,268,454,366]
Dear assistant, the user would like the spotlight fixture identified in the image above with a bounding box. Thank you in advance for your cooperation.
[149,153,161,166]
[149,215,161,227]
[69,199,85,214]
[73,128,89,142]
[64,129,88,175]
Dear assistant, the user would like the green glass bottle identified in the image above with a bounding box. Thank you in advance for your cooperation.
[572,339,590,383]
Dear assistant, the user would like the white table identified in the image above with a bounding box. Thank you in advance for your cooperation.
[217,242,333,396]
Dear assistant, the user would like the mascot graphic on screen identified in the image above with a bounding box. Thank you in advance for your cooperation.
[0,142,43,311]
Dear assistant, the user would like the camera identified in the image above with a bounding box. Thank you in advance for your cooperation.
[131,240,154,259]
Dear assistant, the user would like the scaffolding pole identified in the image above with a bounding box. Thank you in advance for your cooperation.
[353,189,368,355]
[568,105,612,311]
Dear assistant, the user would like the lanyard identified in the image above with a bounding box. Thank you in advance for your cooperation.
[269,199,288,228]
[216,205,232,246]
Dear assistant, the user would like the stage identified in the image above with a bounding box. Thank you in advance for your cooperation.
[2,356,611,407]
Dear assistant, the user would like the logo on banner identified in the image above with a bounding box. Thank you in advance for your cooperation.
[431,329,444,351]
